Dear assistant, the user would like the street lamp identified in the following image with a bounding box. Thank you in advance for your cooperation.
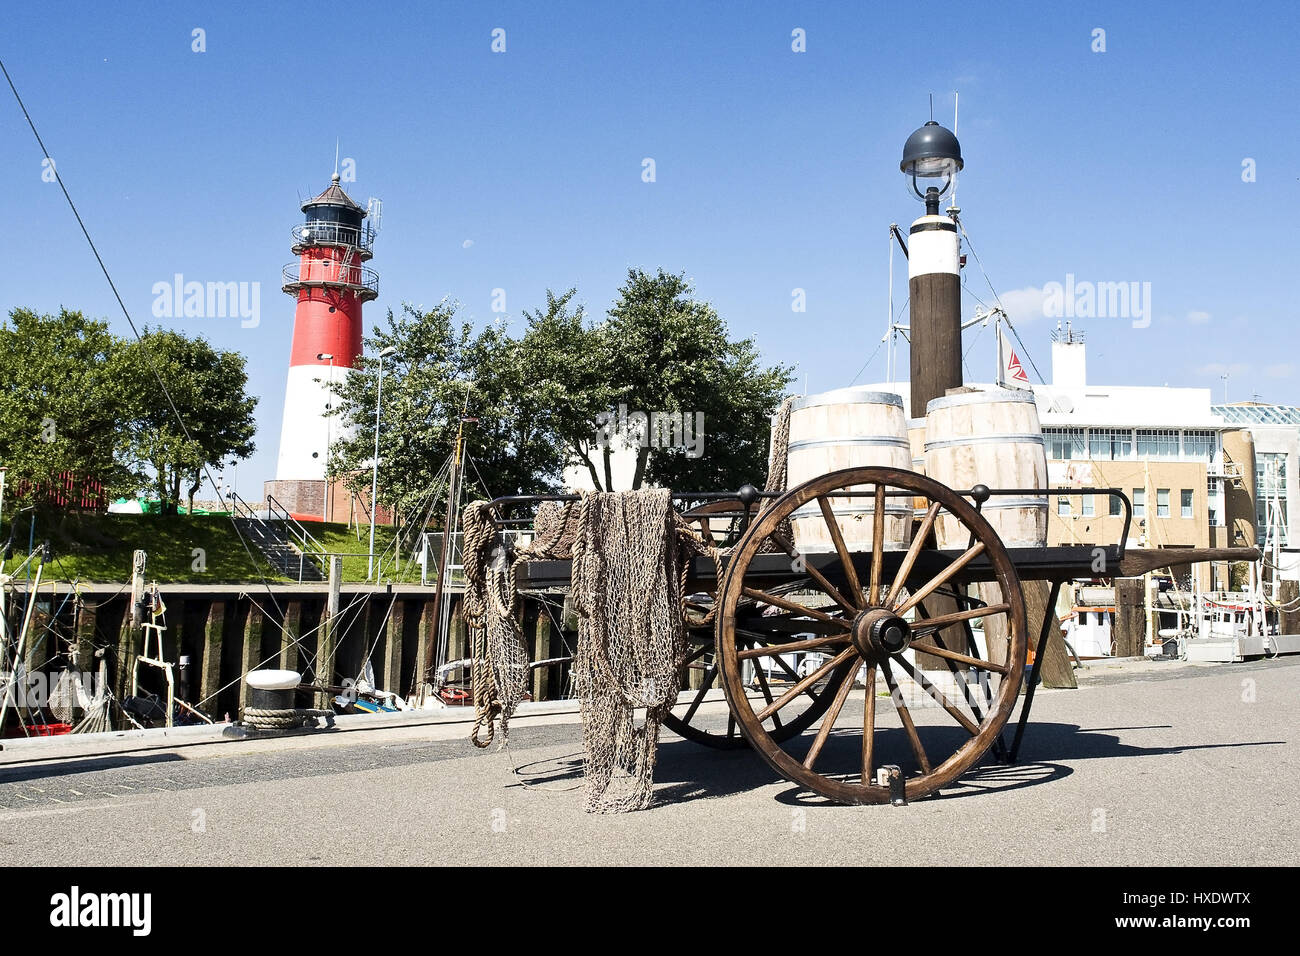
[317,352,335,521]
[900,120,963,215]
[368,345,398,581]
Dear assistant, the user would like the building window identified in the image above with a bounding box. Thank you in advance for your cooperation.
[1137,429,1180,459]
[1256,453,1290,546]
[1182,429,1215,459]
[1109,494,1123,517]
[1156,488,1170,518]
[1132,488,1145,518]
[1181,489,1193,518]
[1090,427,1134,460]
[1207,478,1222,527]
[1057,495,1071,516]
[1082,494,1095,517]
[1044,427,1085,460]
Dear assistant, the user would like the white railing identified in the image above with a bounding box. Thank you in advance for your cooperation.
[291,221,373,252]
[282,261,380,298]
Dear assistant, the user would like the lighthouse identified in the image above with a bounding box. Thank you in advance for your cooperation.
[264,173,379,521]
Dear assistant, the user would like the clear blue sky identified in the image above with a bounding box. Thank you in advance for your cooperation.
[5,1,1298,496]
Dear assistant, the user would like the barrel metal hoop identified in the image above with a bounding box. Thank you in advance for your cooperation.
[789,437,911,451]
[924,433,1045,450]
[925,390,1039,413]
[790,389,905,412]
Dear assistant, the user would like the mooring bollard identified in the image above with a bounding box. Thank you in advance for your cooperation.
[241,669,331,731]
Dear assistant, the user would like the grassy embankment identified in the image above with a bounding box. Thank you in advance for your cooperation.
[2,510,403,584]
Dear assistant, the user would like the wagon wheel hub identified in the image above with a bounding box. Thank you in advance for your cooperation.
[852,607,912,661]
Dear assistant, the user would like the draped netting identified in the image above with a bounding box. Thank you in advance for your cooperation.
[461,489,719,811]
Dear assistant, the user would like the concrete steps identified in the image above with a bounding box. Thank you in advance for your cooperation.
[234,517,325,582]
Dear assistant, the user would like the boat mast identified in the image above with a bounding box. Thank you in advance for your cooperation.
[420,384,473,693]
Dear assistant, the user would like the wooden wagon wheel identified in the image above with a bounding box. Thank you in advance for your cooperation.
[715,466,1028,803]
[662,498,856,750]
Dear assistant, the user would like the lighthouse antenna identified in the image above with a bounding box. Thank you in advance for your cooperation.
[333,139,339,179]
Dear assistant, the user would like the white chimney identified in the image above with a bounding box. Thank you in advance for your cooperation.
[1051,321,1086,388]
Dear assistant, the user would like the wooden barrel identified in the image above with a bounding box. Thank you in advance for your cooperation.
[786,388,912,552]
[908,417,927,476]
[923,390,1047,548]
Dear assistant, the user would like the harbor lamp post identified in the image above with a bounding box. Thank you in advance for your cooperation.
[368,345,397,580]
[317,352,335,521]
[901,119,964,416]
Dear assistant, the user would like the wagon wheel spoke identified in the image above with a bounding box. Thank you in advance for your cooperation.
[891,653,980,736]
[861,665,877,784]
[770,531,857,615]
[869,483,887,605]
[910,602,1010,636]
[681,643,712,668]
[899,637,1008,675]
[895,541,986,615]
[803,662,858,770]
[736,634,849,660]
[741,587,849,626]
[766,651,832,705]
[681,663,717,724]
[755,647,857,722]
[884,500,941,608]
[750,656,783,730]
[879,657,931,774]
[816,495,864,607]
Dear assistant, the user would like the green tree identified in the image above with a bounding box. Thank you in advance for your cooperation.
[541,269,794,492]
[118,328,257,515]
[515,289,617,490]
[327,302,564,524]
[0,307,134,508]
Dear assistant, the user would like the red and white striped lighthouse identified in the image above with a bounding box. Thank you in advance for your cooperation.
[264,174,379,521]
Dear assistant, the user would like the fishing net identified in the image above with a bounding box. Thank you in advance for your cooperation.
[462,490,717,812]
[569,489,687,812]
[462,501,533,748]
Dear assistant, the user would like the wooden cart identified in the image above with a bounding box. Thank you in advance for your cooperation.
[489,466,1257,805]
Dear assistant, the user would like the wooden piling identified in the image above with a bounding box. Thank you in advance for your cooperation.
[280,601,302,672]
[1279,580,1299,637]
[316,557,343,700]
[448,603,468,664]
[199,600,225,708]
[240,607,264,709]
[74,596,97,672]
[415,599,437,693]
[1028,581,1076,689]
[532,603,551,702]
[1114,577,1146,658]
[383,599,404,695]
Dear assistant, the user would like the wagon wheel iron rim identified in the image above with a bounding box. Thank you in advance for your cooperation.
[714,466,1028,804]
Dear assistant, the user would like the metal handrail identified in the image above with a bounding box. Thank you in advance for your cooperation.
[281,261,380,297]
[228,489,257,520]
[264,494,330,562]
[291,221,372,252]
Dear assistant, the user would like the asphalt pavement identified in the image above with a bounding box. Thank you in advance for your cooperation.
[1,656,1295,866]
